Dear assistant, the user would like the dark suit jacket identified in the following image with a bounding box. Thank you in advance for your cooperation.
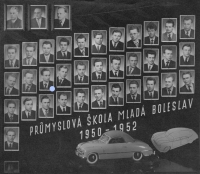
[5,141,18,150]
[162,59,176,68]
[57,77,71,86]
[127,93,140,102]
[92,44,106,53]
[57,51,71,59]
[57,106,71,114]
[162,87,176,96]
[92,71,106,81]
[162,32,176,41]
[74,47,89,56]
[92,100,106,108]
[110,70,123,77]
[22,84,36,93]
[181,29,195,38]
[74,102,88,111]
[144,36,158,44]
[22,110,36,119]
[110,40,124,51]
[39,108,53,117]
[54,19,69,28]
[180,83,195,93]
[5,87,19,95]
[5,59,19,68]
[109,96,123,105]
[144,64,158,71]
[40,81,54,90]
[22,58,37,65]
[7,18,22,28]
[5,113,18,122]
[74,75,89,83]
[180,55,194,65]
[31,17,46,28]
[40,54,54,63]
[126,66,141,75]
[144,90,158,99]
[127,39,141,48]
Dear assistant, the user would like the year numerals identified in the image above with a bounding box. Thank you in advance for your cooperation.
[80,127,102,140]
[113,121,137,132]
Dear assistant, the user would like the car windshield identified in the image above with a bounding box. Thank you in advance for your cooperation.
[99,133,110,143]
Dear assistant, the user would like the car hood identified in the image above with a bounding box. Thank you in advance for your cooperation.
[77,140,105,149]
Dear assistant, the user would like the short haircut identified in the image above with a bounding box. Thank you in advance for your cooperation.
[7,100,16,107]
[42,41,52,47]
[165,74,174,81]
[6,73,17,80]
[146,77,156,85]
[25,43,36,51]
[10,6,19,13]
[76,34,86,42]
[163,47,173,54]
[59,38,70,45]
[182,71,192,78]
[76,61,86,69]
[183,16,193,23]
[146,50,156,58]
[94,86,104,93]
[94,32,103,38]
[128,53,138,60]
[146,22,157,31]
[23,98,33,105]
[7,46,17,53]
[129,26,140,32]
[41,95,50,102]
[166,19,174,27]
[59,65,68,72]
[76,89,86,96]
[129,80,139,88]
[57,6,68,13]
[112,29,122,36]
[24,70,34,77]
[111,83,122,91]
[182,44,192,50]
[41,68,50,75]
[93,59,103,66]
[34,7,42,12]
[58,93,68,99]
[111,56,121,63]
[6,128,16,135]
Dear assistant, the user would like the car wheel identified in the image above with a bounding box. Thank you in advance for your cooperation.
[132,152,143,161]
[163,146,171,152]
[87,153,98,164]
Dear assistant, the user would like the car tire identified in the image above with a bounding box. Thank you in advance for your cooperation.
[87,153,98,164]
[132,152,143,161]
[163,146,171,152]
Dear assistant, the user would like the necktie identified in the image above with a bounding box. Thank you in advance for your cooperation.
[114,72,117,77]
[97,46,100,52]
[114,42,117,48]
[26,86,30,92]
[150,39,153,44]
[37,19,41,28]
[45,109,48,116]
[79,104,82,110]
[63,108,66,112]
[186,31,189,37]
[59,79,62,85]
[9,143,12,149]
[166,61,170,68]
[129,68,133,74]
[10,116,13,121]
[188,85,192,92]
[132,95,135,101]
[28,112,31,118]
[100,101,103,107]
[149,92,153,98]
[168,34,171,41]
[10,60,14,67]
[59,20,62,27]
[134,41,139,47]
[45,56,48,62]
[44,84,47,89]
[82,50,85,56]
[80,77,83,82]
[27,59,30,65]
[168,89,171,95]
[98,75,100,80]
[114,98,118,104]
[187,57,189,62]
[6,88,10,95]
[148,66,151,71]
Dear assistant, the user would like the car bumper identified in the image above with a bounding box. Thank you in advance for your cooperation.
[75,149,85,159]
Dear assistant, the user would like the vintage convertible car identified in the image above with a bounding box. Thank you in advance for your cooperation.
[75,130,154,164]
[151,127,198,153]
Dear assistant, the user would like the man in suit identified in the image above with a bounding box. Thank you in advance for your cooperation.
[162,74,176,96]
[22,70,36,93]
[5,73,19,96]
[144,22,158,44]
[144,50,158,72]
[74,89,88,111]
[181,17,195,38]
[40,41,54,63]
[127,26,141,48]
[75,61,88,84]
[127,80,141,103]
[110,56,124,78]
[57,65,71,87]
[5,100,18,123]
[92,59,106,81]
[162,47,176,69]
[144,77,158,99]
[74,34,89,56]
[4,129,18,150]
[127,53,141,75]
[31,7,46,28]
[180,71,194,93]
[22,43,37,66]
[54,6,69,28]
[40,68,54,90]
[162,19,176,41]
[92,32,106,54]
[92,86,106,108]
[110,30,124,51]
[57,37,71,60]
[180,44,194,66]
[109,83,123,105]
[22,98,36,120]
[57,93,71,114]
[39,95,54,117]
[7,6,22,28]
[5,45,19,68]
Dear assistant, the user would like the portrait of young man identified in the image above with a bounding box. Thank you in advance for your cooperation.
[4,127,19,151]
[179,43,195,66]
[56,92,71,115]
[22,42,37,66]
[4,100,19,123]
[4,44,20,69]
[109,56,124,79]
[74,61,89,84]
[161,46,177,69]
[126,80,141,103]
[162,18,177,42]
[4,161,19,173]
[56,64,71,87]
[144,21,159,45]
[4,73,19,96]
[74,33,89,57]
[39,95,54,118]
[39,67,54,91]
[91,86,106,109]
[126,52,141,76]
[180,15,195,39]
[74,89,89,112]
[109,28,125,51]
[109,83,124,106]
[22,69,37,93]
